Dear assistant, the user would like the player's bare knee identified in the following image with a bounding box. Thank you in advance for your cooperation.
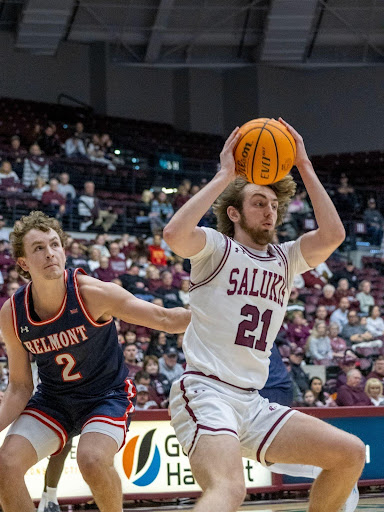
[329,434,366,473]
[77,450,107,480]
[220,480,246,508]
[0,449,23,483]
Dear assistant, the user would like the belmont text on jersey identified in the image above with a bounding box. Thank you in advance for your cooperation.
[22,324,88,354]
[227,267,286,306]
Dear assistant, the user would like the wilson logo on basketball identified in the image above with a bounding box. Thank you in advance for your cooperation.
[122,429,161,486]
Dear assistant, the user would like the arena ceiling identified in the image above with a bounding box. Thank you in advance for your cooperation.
[1,0,384,66]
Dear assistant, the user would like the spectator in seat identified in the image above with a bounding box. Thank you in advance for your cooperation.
[329,322,348,362]
[336,369,372,406]
[78,181,117,232]
[281,357,303,405]
[317,284,338,316]
[108,241,127,277]
[0,161,20,190]
[57,172,76,210]
[8,135,27,164]
[0,217,10,242]
[134,384,158,410]
[173,184,190,211]
[65,132,88,159]
[134,371,160,408]
[31,175,49,201]
[41,178,66,219]
[92,256,114,282]
[87,246,101,273]
[366,356,384,384]
[356,280,375,316]
[288,345,310,395]
[171,261,189,289]
[148,233,167,267]
[66,241,91,273]
[307,321,333,365]
[302,268,327,290]
[302,389,317,407]
[336,352,359,389]
[119,233,137,259]
[123,342,142,379]
[92,233,111,258]
[334,173,359,220]
[146,331,168,359]
[0,281,20,310]
[363,197,383,246]
[175,332,186,366]
[364,378,384,406]
[155,270,183,308]
[309,377,336,407]
[87,134,115,170]
[37,124,61,157]
[158,346,184,386]
[22,143,49,188]
[334,278,357,303]
[74,121,89,145]
[309,305,329,329]
[341,310,373,347]
[285,310,311,349]
[366,305,384,338]
[143,355,170,404]
[331,261,359,290]
[149,191,174,234]
[179,277,190,307]
[330,297,350,332]
[146,265,163,293]
[119,263,149,296]
[286,287,306,321]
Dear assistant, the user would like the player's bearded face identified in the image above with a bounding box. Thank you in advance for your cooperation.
[239,212,276,245]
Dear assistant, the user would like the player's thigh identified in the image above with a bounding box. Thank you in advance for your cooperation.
[0,433,38,474]
[190,434,245,492]
[265,411,365,469]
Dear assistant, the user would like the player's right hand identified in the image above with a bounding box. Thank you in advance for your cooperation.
[218,127,241,181]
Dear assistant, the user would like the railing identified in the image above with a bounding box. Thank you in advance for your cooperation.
[57,93,93,112]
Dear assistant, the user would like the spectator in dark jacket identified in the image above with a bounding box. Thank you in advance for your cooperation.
[155,270,183,308]
[336,369,372,406]
[363,198,383,246]
[288,346,310,394]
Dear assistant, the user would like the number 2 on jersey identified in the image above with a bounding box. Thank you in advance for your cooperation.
[234,304,272,351]
[55,353,82,381]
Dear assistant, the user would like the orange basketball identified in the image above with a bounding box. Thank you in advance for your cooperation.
[234,118,296,185]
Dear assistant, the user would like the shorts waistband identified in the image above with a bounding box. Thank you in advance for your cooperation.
[183,371,257,392]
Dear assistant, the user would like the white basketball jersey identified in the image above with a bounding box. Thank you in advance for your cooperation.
[184,227,311,389]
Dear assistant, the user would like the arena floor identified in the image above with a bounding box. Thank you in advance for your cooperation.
[119,496,384,512]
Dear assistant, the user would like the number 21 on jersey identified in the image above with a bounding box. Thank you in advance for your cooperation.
[234,305,272,352]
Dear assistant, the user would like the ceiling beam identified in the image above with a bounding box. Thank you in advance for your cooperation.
[145,0,175,63]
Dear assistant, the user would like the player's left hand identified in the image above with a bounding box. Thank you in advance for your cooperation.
[218,127,241,181]
[278,117,310,169]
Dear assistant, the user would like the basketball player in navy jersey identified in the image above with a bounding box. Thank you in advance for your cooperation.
[0,211,190,512]
[163,119,365,512]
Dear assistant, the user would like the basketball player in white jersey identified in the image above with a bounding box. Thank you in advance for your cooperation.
[163,119,365,512]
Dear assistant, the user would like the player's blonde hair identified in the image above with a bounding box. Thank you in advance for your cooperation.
[10,210,68,280]
[213,175,297,237]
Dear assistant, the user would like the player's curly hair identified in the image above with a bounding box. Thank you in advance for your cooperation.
[10,210,68,279]
[213,175,297,238]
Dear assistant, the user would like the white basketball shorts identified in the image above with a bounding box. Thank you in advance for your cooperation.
[169,371,297,466]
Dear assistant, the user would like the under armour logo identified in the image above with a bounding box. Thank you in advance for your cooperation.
[70,308,78,314]
[20,326,29,333]
[269,405,277,411]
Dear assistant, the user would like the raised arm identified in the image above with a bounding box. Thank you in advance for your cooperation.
[0,301,34,432]
[79,276,191,333]
[279,118,345,268]
[163,127,241,258]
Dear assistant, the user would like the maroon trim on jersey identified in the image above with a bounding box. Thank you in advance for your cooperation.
[273,245,288,285]
[73,268,113,328]
[10,294,22,343]
[189,236,231,292]
[235,241,276,261]
[180,376,238,456]
[22,407,68,455]
[25,270,68,326]
[188,425,238,456]
[256,409,292,463]
[183,371,257,392]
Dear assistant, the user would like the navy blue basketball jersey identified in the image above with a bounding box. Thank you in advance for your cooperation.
[11,268,129,399]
